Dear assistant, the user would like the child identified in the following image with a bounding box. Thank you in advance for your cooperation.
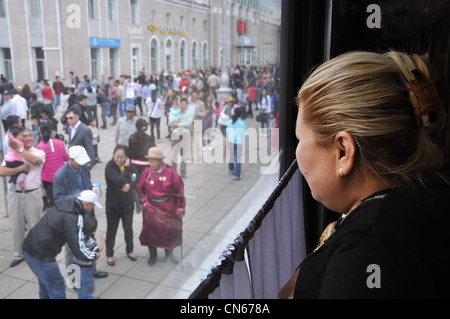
[88,117,101,163]
[72,215,106,299]
[214,101,222,128]
[5,127,27,191]
[168,98,181,127]
[31,115,39,132]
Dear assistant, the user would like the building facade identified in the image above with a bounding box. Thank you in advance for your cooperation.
[0,0,281,86]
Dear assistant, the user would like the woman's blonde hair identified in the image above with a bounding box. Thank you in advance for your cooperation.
[297,51,448,188]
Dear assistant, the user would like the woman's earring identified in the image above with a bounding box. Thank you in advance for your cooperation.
[339,167,345,177]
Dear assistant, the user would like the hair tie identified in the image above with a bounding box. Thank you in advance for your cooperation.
[399,70,441,127]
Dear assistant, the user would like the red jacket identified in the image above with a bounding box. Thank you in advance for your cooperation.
[179,79,189,93]
[41,87,53,100]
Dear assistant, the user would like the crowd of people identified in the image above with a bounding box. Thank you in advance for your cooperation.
[0,63,280,299]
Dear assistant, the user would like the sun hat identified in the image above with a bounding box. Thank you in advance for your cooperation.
[145,147,165,160]
[225,95,235,103]
[77,190,102,208]
[69,145,91,165]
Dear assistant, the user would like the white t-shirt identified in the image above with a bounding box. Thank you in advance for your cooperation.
[125,82,136,99]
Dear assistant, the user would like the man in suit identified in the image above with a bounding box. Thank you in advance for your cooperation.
[65,108,95,167]
[71,94,88,124]
[52,145,108,278]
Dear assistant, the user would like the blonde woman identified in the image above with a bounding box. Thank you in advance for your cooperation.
[280,51,450,299]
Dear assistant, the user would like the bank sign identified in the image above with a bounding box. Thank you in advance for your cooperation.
[89,37,121,48]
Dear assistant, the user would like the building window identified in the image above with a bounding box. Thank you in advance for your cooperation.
[150,38,158,73]
[165,39,173,72]
[90,48,98,80]
[238,47,253,65]
[192,41,198,69]
[180,40,186,71]
[107,0,116,22]
[150,10,156,24]
[109,48,117,79]
[193,18,197,30]
[130,0,139,25]
[27,0,41,18]
[35,47,46,81]
[88,0,96,19]
[180,15,185,27]
[132,47,139,77]
[166,13,171,25]
[2,48,13,81]
[203,43,208,69]
[0,0,6,18]
[203,20,207,31]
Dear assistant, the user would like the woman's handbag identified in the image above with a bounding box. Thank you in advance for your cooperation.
[256,112,266,123]
[217,105,230,126]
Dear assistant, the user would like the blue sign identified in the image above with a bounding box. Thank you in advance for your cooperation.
[89,37,121,48]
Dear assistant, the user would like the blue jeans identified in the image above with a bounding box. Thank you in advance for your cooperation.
[118,101,126,117]
[77,266,95,299]
[53,95,61,111]
[23,250,66,299]
[125,98,135,107]
[228,143,243,178]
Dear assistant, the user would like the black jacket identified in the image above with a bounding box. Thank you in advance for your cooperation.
[294,185,450,299]
[104,159,139,207]
[22,197,97,263]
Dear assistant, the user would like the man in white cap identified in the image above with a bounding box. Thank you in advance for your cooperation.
[52,145,109,279]
[22,190,102,299]
[53,145,93,209]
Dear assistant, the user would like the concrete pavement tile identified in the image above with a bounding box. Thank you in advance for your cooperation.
[0,275,28,299]
[0,231,11,250]
[1,259,35,281]
[4,281,39,299]
[192,206,228,222]
[145,284,192,299]
[99,276,156,299]
[182,217,216,234]
[160,266,212,293]
[92,272,121,298]
[180,229,204,249]
[180,247,223,272]
[125,257,175,284]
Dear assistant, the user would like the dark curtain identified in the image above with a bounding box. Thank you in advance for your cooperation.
[189,160,304,299]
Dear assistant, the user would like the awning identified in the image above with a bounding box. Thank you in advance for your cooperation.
[236,35,255,48]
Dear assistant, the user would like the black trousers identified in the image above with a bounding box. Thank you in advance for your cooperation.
[42,181,54,207]
[149,117,161,139]
[105,201,134,257]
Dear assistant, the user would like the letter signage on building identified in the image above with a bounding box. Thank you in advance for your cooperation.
[89,37,121,48]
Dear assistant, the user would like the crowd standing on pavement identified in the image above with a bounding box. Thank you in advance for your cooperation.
[0,63,280,298]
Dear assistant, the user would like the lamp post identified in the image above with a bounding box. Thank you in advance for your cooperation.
[216,0,233,104]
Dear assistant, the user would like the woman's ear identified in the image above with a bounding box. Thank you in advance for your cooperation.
[334,131,356,177]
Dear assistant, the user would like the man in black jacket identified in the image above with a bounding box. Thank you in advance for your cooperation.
[22,191,102,299]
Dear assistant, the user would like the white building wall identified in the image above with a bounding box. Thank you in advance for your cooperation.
[4,0,280,86]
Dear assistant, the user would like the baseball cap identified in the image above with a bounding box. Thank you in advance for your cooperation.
[77,190,102,208]
[69,145,91,165]
[125,104,135,112]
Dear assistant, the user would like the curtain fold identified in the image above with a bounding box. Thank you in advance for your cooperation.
[189,160,305,299]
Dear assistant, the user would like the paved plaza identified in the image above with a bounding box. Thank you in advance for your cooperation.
[0,107,279,299]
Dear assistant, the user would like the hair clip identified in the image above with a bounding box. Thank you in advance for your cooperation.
[399,70,441,127]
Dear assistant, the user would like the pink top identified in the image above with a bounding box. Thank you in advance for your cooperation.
[36,137,68,182]
[5,137,24,162]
